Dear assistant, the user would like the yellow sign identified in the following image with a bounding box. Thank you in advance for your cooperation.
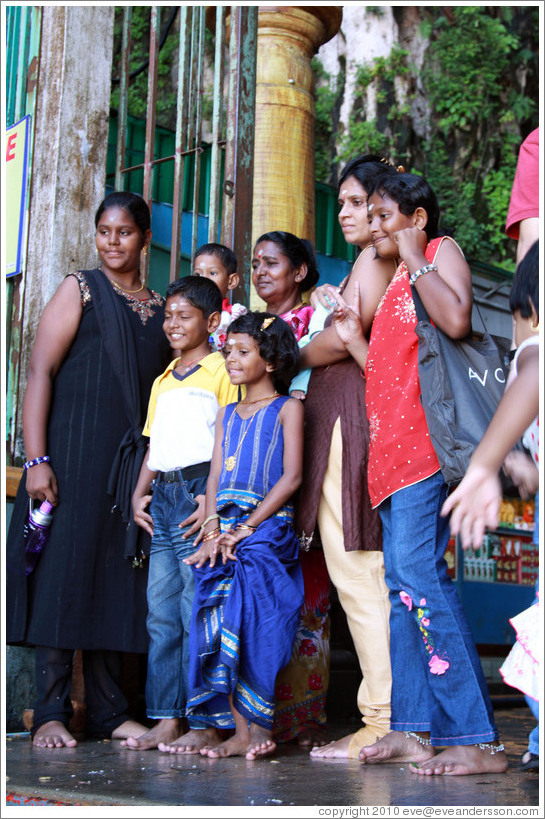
[5,115,31,277]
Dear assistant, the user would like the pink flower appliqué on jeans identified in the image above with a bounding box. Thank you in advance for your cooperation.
[399,591,413,611]
[429,653,450,675]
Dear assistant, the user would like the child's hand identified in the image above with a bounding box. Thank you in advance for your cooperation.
[392,226,428,263]
[184,537,221,568]
[441,465,501,550]
[180,493,206,540]
[220,539,238,563]
[132,493,154,536]
[218,526,253,559]
[290,390,306,401]
[503,451,539,499]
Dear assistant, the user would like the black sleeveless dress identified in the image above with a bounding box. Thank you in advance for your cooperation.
[6,271,171,653]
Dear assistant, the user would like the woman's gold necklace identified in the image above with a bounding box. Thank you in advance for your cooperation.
[111,278,145,294]
[224,393,278,471]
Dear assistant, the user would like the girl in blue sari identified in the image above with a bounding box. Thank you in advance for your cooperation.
[172,311,304,759]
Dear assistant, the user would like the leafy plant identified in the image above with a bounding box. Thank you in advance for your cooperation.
[313,6,538,267]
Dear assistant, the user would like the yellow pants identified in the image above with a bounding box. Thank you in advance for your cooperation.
[317,418,392,756]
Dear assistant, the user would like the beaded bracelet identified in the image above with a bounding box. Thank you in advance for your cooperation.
[23,456,50,471]
[409,263,437,285]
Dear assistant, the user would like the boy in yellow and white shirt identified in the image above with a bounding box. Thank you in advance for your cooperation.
[129,276,239,754]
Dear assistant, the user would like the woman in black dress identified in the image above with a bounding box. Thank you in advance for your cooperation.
[6,191,171,748]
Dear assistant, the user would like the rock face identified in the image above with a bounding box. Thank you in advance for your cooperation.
[318,5,399,146]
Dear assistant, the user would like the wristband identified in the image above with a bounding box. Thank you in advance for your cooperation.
[409,263,437,285]
[23,456,50,470]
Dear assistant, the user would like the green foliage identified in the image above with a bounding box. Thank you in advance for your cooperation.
[421,6,536,263]
[111,7,179,129]
[315,6,538,267]
[339,45,410,167]
[312,57,342,184]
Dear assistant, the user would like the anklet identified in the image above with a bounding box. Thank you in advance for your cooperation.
[476,742,505,754]
[404,731,431,747]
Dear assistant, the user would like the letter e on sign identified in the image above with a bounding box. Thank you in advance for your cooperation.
[6,132,17,161]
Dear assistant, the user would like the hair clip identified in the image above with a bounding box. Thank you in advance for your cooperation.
[396,165,405,173]
[261,317,275,331]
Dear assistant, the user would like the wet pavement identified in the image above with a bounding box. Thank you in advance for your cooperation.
[4,707,541,812]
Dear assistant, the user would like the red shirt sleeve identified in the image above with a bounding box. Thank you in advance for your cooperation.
[505,128,539,239]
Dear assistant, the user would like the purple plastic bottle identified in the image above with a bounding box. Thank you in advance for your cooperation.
[24,499,54,576]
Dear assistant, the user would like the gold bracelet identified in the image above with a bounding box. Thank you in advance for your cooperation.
[235,523,256,533]
[202,528,221,542]
[200,513,220,531]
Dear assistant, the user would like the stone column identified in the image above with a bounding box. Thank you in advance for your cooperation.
[250,6,341,306]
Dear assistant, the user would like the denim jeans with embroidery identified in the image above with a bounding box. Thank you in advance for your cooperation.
[379,471,498,746]
[145,473,208,724]
[526,491,539,756]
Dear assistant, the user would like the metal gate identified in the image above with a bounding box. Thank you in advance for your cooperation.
[112,6,257,299]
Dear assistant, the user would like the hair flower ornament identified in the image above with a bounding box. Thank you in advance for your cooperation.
[261,317,275,331]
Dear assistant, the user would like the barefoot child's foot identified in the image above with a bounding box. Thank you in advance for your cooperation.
[159,727,221,754]
[246,725,276,760]
[201,732,250,759]
[359,731,435,765]
[409,743,508,776]
[120,717,181,750]
[32,721,77,749]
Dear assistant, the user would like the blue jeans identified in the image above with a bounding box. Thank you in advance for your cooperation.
[527,492,539,755]
[145,472,208,722]
[379,472,498,746]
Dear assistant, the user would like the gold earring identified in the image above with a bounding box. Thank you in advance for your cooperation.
[142,246,148,257]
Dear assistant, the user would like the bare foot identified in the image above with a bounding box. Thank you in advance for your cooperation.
[201,732,250,759]
[359,731,435,765]
[246,725,276,760]
[310,725,385,760]
[409,745,508,776]
[158,727,221,755]
[32,721,77,749]
[310,733,352,759]
[298,725,327,748]
[120,718,180,750]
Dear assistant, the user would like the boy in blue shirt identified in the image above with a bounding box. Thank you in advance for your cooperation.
[125,276,239,751]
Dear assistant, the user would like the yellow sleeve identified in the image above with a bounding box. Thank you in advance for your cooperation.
[142,375,161,437]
